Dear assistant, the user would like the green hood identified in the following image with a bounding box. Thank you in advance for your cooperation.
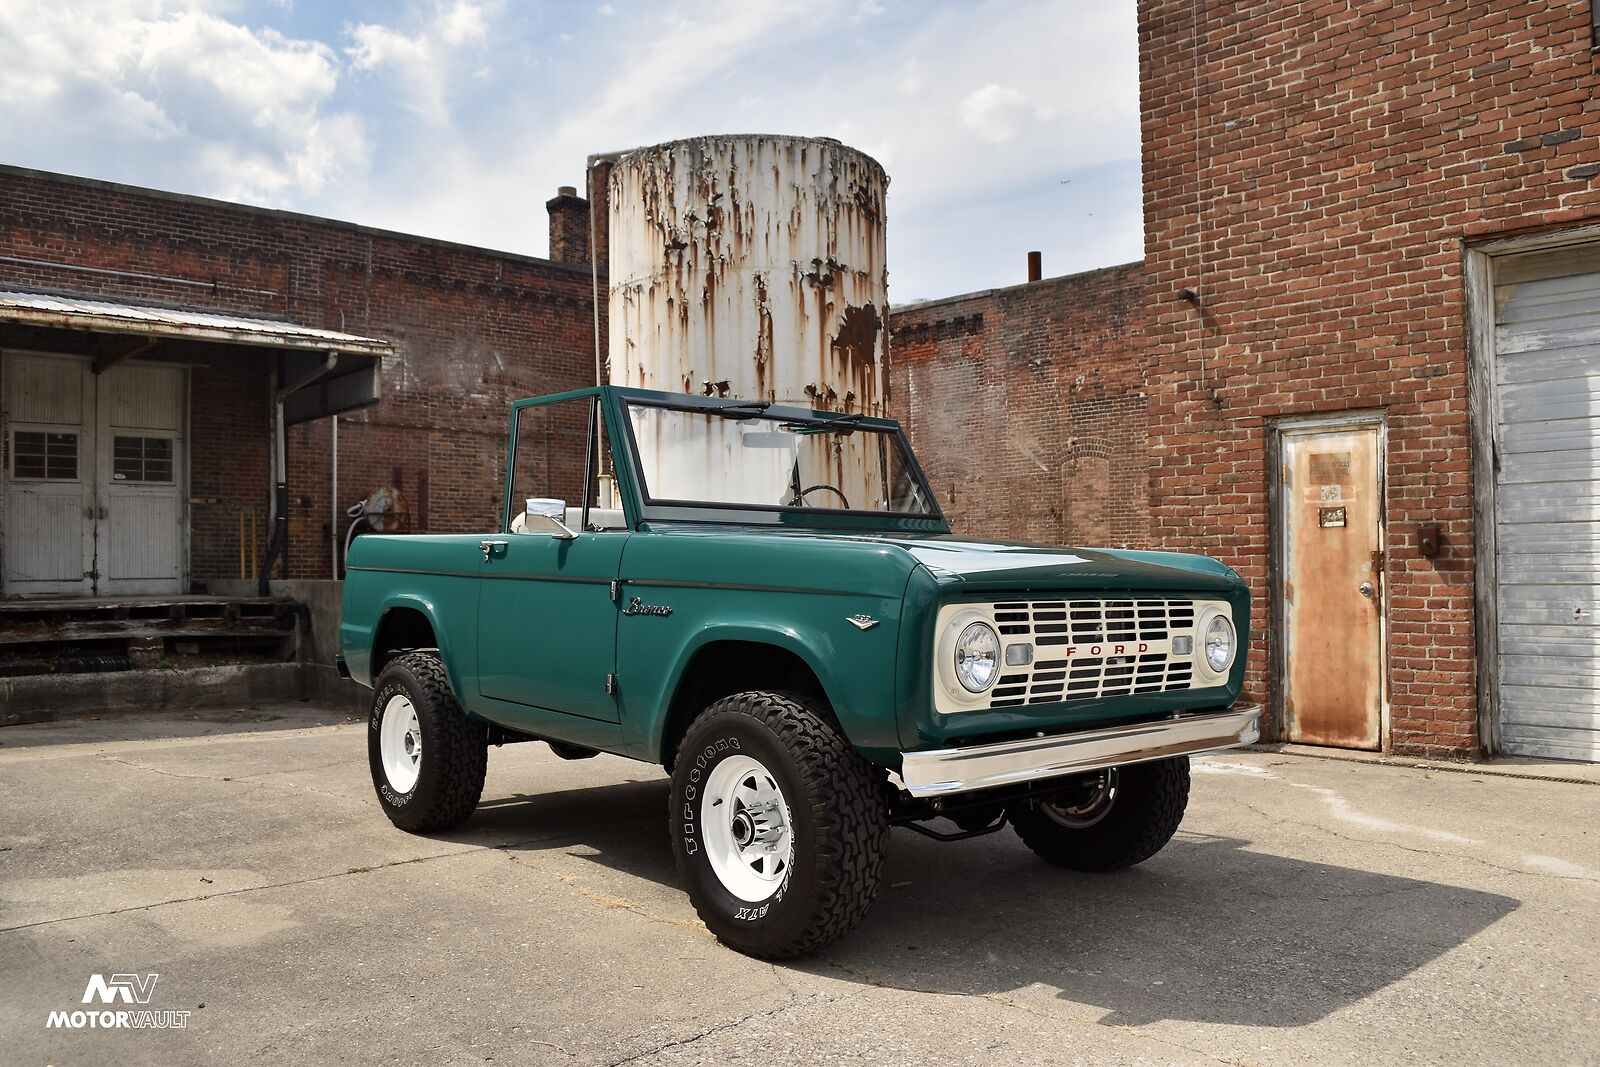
[638,525,1243,596]
[891,536,1243,595]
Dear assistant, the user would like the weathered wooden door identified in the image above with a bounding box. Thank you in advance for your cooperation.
[95,361,185,595]
[1,353,96,596]
[2,351,185,598]
[1280,422,1385,749]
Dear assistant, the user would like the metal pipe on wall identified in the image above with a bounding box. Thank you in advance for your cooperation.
[259,392,288,597]
[330,415,338,580]
[259,350,338,596]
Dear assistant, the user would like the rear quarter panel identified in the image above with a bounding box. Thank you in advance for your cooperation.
[340,534,485,702]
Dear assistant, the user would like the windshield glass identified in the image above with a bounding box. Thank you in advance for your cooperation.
[623,401,938,516]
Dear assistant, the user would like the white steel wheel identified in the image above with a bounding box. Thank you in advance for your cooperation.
[379,694,424,794]
[701,754,795,903]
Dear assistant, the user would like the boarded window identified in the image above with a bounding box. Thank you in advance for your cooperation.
[12,431,78,480]
[113,436,174,483]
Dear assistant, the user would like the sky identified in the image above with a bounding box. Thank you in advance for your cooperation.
[0,0,1143,303]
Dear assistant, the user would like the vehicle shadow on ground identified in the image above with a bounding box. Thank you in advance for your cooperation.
[448,778,1520,1029]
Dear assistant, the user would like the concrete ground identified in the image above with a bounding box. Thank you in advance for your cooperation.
[1,707,1596,1066]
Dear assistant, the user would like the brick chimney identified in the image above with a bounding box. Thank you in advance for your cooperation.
[586,160,612,271]
[546,185,590,264]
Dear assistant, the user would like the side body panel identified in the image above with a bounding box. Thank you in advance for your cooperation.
[477,532,628,722]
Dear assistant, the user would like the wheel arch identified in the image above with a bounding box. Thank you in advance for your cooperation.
[371,596,464,698]
[656,633,837,769]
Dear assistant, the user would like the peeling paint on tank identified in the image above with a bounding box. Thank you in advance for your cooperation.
[607,135,889,415]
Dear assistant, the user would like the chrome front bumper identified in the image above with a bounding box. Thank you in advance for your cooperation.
[898,704,1262,798]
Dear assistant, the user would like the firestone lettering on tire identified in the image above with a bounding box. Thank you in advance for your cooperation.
[682,735,741,855]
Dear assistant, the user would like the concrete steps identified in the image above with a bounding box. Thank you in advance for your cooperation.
[0,595,300,676]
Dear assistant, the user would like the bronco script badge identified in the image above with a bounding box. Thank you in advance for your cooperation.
[623,595,673,617]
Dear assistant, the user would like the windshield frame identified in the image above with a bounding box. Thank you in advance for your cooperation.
[612,388,949,532]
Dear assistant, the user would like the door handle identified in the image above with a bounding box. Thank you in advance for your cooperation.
[1359,582,1375,599]
[480,539,509,562]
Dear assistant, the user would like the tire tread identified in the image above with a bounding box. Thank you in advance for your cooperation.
[374,651,486,833]
[1011,757,1190,871]
[673,690,888,959]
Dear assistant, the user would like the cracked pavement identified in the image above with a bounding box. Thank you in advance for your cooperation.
[1,706,1597,1065]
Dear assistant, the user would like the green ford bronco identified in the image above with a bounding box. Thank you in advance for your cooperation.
[339,386,1259,958]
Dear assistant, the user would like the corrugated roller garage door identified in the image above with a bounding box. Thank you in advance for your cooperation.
[1493,243,1600,762]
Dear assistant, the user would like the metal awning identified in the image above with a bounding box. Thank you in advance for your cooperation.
[0,289,391,356]
[0,289,392,423]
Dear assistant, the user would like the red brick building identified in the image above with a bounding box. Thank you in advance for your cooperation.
[896,2,1600,763]
[1139,0,1600,762]
[888,263,1149,547]
[0,165,599,599]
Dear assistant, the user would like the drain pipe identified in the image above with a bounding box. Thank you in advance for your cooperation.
[330,415,339,580]
[586,146,638,387]
[260,351,339,596]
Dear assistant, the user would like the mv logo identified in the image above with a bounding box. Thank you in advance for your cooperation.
[82,973,159,1005]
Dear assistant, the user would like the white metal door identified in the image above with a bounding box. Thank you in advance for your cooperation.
[1,353,95,596]
[95,362,185,595]
[1492,244,1600,762]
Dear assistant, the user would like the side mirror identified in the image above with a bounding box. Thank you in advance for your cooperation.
[520,497,578,540]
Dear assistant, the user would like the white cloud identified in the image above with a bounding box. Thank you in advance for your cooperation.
[597,3,616,15]
[551,0,804,136]
[385,0,1141,298]
[437,0,490,45]
[346,1,497,125]
[0,0,364,201]
[898,59,923,97]
[1,0,1143,301]
[957,83,1050,144]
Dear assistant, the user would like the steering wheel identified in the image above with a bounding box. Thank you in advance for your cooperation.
[795,483,851,509]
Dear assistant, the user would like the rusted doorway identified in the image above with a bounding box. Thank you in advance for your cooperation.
[1277,419,1386,749]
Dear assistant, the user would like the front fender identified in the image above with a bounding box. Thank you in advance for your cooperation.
[621,607,903,765]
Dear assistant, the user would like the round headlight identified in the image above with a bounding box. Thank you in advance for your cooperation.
[953,622,1000,693]
[1204,614,1236,673]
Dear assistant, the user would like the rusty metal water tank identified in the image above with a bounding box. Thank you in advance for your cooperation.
[606,135,889,414]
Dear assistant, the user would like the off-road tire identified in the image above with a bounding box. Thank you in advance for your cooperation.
[670,691,889,959]
[1008,757,1190,871]
[368,651,487,833]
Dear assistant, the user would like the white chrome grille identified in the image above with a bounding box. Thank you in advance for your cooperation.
[988,598,1198,708]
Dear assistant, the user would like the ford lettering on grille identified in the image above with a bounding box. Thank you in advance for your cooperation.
[989,598,1197,708]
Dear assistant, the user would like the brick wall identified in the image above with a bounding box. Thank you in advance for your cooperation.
[0,165,599,586]
[888,263,1149,547]
[1138,0,1600,756]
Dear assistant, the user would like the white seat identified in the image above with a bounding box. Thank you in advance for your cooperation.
[567,507,627,531]
[510,507,627,533]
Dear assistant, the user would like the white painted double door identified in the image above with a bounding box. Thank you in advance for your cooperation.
[2,352,186,597]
